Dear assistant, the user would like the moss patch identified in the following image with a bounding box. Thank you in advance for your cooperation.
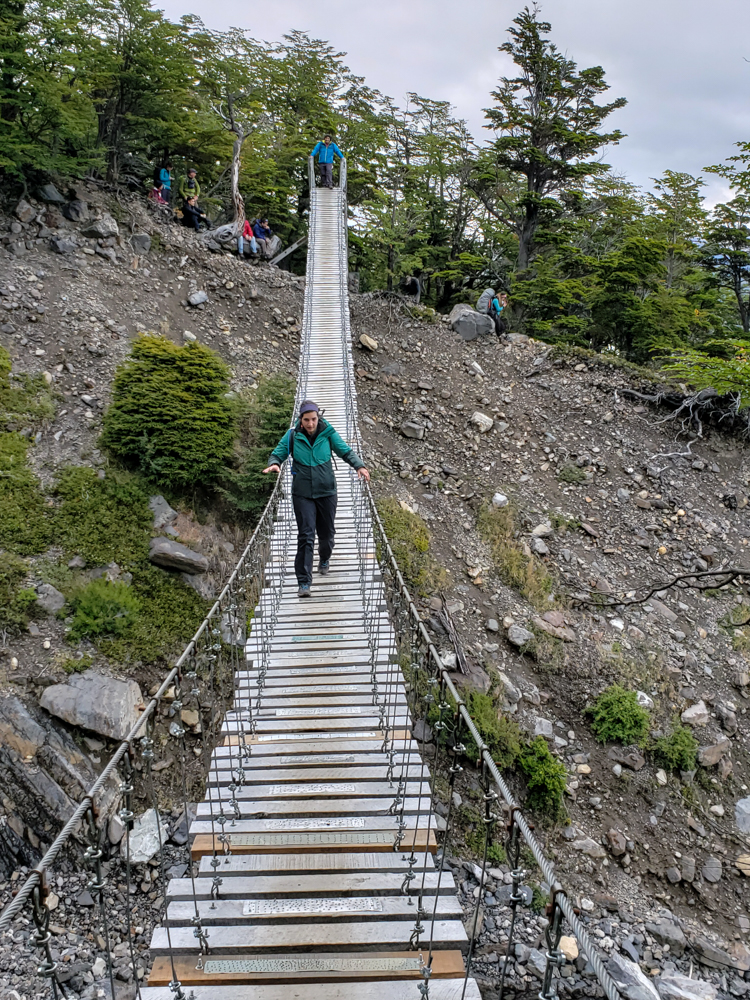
[376,497,448,596]
[53,466,153,566]
[651,723,698,773]
[463,691,522,769]
[477,503,555,611]
[0,345,56,429]
[0,432,52,555]
[0,552,36,634]
[68,578,140,640]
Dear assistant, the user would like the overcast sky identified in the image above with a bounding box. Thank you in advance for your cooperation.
[160,0,750,204]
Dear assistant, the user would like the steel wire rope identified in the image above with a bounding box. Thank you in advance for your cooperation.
[118,750,144,1000]
[82,803,118,1000]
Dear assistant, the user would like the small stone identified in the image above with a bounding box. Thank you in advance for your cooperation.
[607,951,659,1000]
[681,701,709,726]
[14,199,36,223]
[697,739,730,767]
[572,837,606,859]
[81,214,119,239]
[399,420,425,440]
[735,796,750,834]
[735,854,750,877]
[636,690,654,709]
[701,856,722,883]
[645,917,686,956]
[530,536,549,555]
[534,717,554,737]
[559,936,578,961]
[507,624,534,647]
[359,334,378,351]
[132,233,151,254]
[470,411,494,433]
[39,183,65,203]
[125,808,162,863]
[149,537,208,574]
[486,619,499,633]
[148,495,178,529]
[188,290,208,306]
[606,828,627,857]
[656,769,668,786]
[681,856,696,881]
[180,708,200,728]
[708,803,724,817]
[665,866,682,884]
[182,330,197,342]
[492,492,509,508]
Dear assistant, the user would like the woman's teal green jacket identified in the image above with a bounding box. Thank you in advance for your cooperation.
[269,418,365,498]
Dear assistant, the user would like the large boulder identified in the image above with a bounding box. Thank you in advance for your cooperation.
[448,302,475,326]
[62,199,88,222]
[0,696,118,875]
[81,213,119,239]
[40,671,143,741]
[657,973,717,1000]
[35,583,65,615]
[39,183,65,204]
[451,307,494,342]
[14,199,36,223]
[149,495,178,530]
[645,918,686,956]
[149,537,208,574]
[50,236,78,254]
[607,951,659,1000]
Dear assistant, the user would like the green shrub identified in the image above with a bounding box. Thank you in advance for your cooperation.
[54,467,152,566]
[0,552,36,633]
[556,463,587,485]
[376,497,448,596]
[218,376,295,521]
[463,691,522,768]
[519,736,567,821]
[68,578,140,640]
[98,564,208,664]
[477,503,555,610]
[662,345,750,407]
[0,346,56,429]
[586,685,650,744]
[0,432,52,555]
[61,653,93,674]
[652,724,698,773]
[100,335,238,493]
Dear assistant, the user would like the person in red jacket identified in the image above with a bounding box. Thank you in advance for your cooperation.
[237,219,258,259]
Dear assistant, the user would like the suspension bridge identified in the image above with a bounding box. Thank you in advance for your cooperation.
[0,159,622,1000]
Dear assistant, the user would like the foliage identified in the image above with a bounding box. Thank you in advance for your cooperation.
[68,579,139,639]
[462,691,522,768]
[100,336,238,494]
[218,376,295,521]
[586,685,650,744]
[0,347,56,429]
[556,463,588,485]
[518,736,567,821]
[652,724,698,773]
[662,344,750,407]
[53,466,152,565]
[0,552,36,634]
[477,503,555,610]
[97,564,207,663]
[61,653,93,674]
[0,432,52,555]
[376,497,448,596]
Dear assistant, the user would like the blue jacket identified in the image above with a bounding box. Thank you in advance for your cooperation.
[311,141,343,164]
[253,221,271,240]
[159,168,171,189]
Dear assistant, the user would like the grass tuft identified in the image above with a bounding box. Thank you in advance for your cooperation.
[586,684,650,744]
[519,736,567,822]
[477,503,555,611]
[376,497,448,596]
[0,432,52,555]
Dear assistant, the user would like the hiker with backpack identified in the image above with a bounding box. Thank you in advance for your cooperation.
[311,134,344,188]
[476,287,508,336]
[153,162,172,203]
[263,400,370,598]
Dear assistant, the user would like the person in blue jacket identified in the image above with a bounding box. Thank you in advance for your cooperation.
[252,218,272,258]
[311,134,343,188]
[263,400,369,597]
[159,162,172,204]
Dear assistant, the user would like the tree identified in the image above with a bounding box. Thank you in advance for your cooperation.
[473,5,626,270]
[647,171,706,288]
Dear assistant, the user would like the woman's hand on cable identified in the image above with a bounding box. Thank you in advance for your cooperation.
[262,464,281,475]
[357,468,370,483]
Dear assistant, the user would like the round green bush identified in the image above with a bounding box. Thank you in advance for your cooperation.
[586,684,650,744]
[68,578,140,640]
[100,335,238,493]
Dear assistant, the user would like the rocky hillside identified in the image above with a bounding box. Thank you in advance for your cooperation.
[1,185,749,999]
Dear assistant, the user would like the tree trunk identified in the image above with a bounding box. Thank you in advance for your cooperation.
[205,127,246,246]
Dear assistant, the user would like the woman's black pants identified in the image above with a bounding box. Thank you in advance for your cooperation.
[292,494,337,585]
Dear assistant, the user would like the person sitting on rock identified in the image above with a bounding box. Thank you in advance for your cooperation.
[252,218,273,258]
[182,196,206,232]
[148,182,169,206]
[238,218,259,260]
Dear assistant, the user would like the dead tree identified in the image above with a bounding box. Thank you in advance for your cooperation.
[204,92,249,248]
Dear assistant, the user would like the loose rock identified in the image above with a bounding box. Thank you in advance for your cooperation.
[40,671,143,740]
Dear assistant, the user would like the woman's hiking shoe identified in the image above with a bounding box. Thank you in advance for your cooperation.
[318,561,330,575]
[298,584,311,598]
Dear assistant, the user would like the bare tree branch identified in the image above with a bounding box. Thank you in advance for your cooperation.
[573,567,750,610]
